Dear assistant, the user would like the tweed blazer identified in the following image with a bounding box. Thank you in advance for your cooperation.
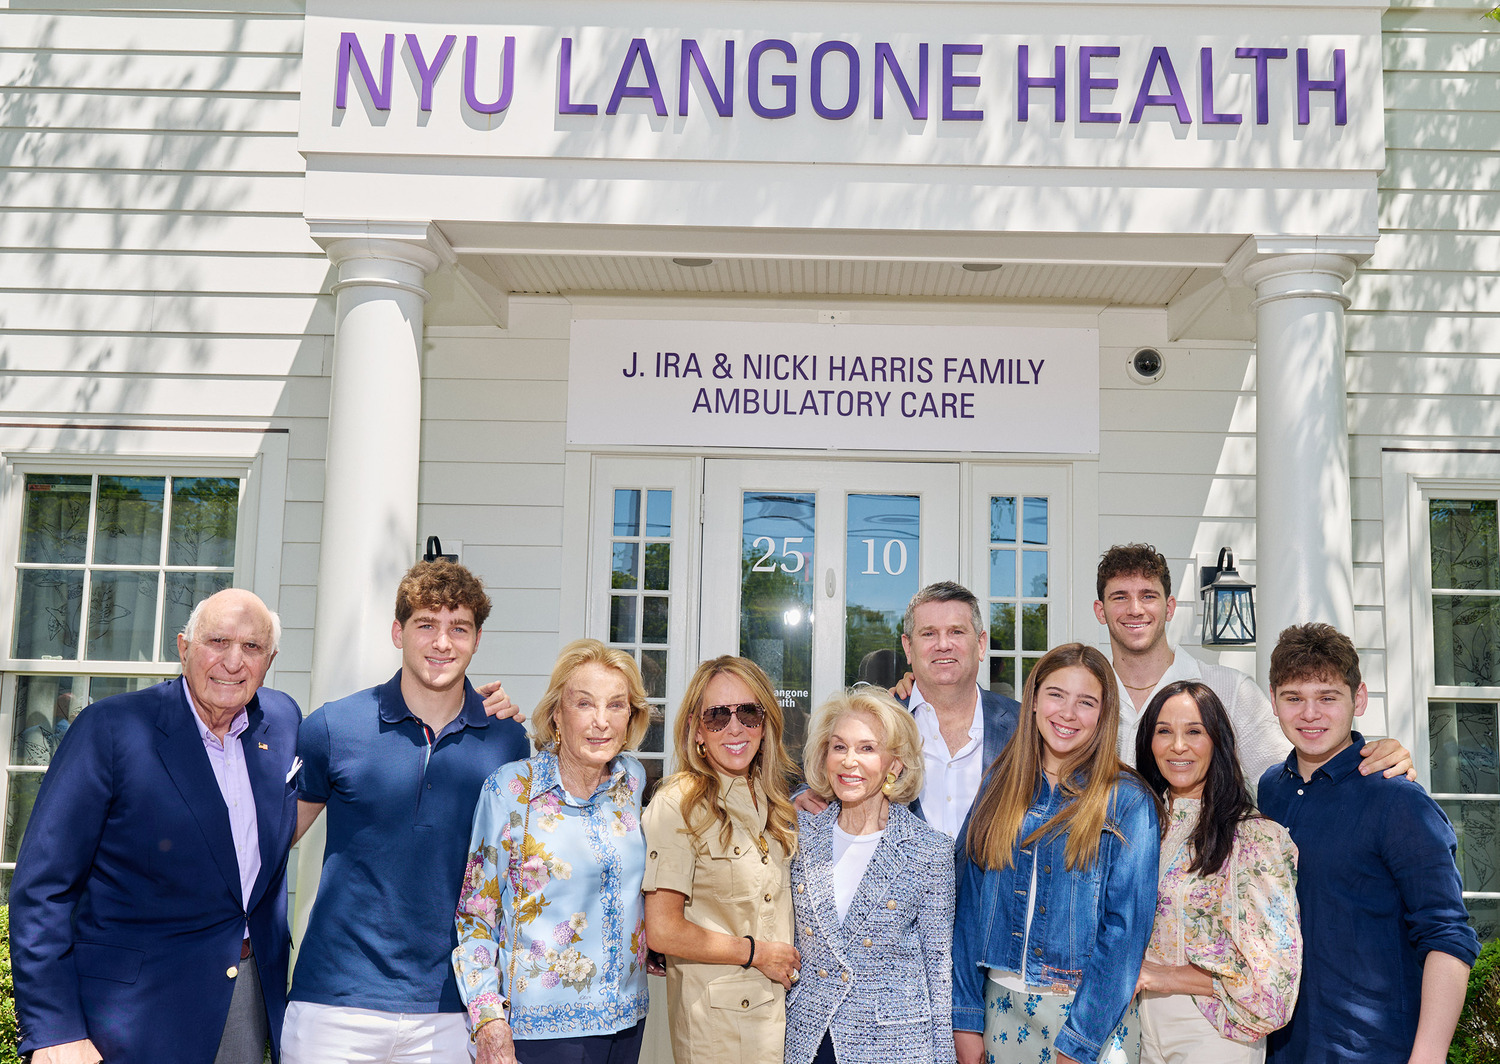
[784,802,956,1064]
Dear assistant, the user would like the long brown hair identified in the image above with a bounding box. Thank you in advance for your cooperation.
[665,656,799,857]
[966,642,1146,872]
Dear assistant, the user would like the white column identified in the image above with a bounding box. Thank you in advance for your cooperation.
[293,224,442,954]
[1242,251,1359,683]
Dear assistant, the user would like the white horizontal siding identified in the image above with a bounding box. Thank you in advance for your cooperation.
[0,6,327,694]
[1343,0,1500,707]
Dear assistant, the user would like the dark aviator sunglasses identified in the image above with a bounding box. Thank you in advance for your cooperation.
[699,702,766,732]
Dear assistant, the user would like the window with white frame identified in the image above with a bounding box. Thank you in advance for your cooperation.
[1428,496,1500,942]
[3,472,244,889]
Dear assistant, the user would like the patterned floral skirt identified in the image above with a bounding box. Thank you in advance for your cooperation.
[982,974,1141,1064]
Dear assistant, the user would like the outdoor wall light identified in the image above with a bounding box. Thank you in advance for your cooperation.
[961,262,1003,273]
[423,535,458,563]
[1200,547,1256,646]
[671,257,714,268]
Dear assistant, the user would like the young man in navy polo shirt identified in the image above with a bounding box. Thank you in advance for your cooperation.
[1258,623,1477,1064]
[283,561,529,1063]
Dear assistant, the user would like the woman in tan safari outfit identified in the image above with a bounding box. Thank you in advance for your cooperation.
[643,656,801,1064]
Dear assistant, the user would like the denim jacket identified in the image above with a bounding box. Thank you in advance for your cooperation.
[952,771,1159,1064]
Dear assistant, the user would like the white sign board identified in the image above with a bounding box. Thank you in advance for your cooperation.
[567,320,1099,454]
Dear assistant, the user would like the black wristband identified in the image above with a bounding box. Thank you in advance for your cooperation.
[741,935,756,969]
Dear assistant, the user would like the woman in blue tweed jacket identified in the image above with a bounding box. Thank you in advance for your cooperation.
[785,687,956,1064]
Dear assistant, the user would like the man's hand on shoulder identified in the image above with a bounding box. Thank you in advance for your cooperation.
[1359,736,1416,781]
[892,671,915,700]
[793,790,829,815]
[34,1039,104,1064]
[477,680,525,724]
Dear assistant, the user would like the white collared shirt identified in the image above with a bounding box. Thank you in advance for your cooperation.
[911,682,985,837]
[1112,645,1291,781]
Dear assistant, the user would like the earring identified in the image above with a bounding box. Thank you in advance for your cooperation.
[696,741,707,758]
[882,769,899,797]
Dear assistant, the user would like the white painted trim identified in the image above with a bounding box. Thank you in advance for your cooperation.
[1379,445,1500,790]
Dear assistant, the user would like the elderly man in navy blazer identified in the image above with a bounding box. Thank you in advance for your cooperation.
[796,581,1019,835]
[10,588,300,1064]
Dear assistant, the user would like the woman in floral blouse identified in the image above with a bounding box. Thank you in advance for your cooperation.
[1132,680,1302,1064]
[454,639,654,1064]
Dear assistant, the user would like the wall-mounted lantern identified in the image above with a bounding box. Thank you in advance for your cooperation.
[423,536,458,564]
[1200,548,1256,646]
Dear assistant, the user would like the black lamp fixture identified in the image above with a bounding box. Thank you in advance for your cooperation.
[423,535,458,564]
[1199,547,1256,646]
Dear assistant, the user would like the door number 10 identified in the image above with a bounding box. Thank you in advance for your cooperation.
[752,536,908,576]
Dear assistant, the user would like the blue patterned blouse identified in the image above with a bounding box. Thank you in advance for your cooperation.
[452,750,650,1039]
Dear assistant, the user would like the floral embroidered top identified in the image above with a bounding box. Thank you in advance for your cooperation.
[452,750,649,1039]
[1147,797,1303,1042]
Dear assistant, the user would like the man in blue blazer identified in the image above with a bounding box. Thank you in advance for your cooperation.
[10,588,300,1064]
[797,581,1019,834]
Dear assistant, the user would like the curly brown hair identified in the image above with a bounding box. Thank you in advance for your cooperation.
[394,560,492,628]
[1096,543,1172,602]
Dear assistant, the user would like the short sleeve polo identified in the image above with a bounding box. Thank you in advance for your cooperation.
[290,671,529,1013]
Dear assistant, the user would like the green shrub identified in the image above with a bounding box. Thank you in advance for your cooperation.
[0,905,18,1064]
[1454,939,1500,1064]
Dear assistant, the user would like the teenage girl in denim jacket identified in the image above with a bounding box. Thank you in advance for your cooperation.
[953,643,1161,1064]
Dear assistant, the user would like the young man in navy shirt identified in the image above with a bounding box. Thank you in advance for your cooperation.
[283,561,529,1063]
[1258,623,1477,1064]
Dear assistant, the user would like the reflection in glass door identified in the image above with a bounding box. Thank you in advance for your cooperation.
[703,462,959,768]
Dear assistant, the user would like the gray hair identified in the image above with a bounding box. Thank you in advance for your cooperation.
[901,581,984,640]
[182,592,282,653]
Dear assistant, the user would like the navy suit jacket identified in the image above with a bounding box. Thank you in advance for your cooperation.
[10,679,301,1063]
[903,686,1020,824]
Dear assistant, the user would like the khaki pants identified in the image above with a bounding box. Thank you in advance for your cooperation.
[1138,990,1264,1064]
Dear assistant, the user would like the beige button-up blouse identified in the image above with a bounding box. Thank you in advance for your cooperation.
[642,772,794,1064]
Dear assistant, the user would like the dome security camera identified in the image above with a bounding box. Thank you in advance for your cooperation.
[1127,347,1165,385]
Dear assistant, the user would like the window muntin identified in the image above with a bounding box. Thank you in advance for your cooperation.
[3,472,242,889]
[1429,498,1500,942]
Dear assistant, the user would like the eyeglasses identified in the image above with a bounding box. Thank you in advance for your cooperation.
[700,702,766,732]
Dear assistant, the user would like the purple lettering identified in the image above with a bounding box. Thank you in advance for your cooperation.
[1235,47,1287,125]
[942,43,983,121]
[811,41,860,120]
[1297,48,1347,125]
[1129,46,1190,123]
[1199,48,1241,125]
[749,39,797,119]
[558,37,598,116]
[607,38,667,116]
[680,39,734,117]
[1079,46,1121,123]
[464,36,514,115]
[405,34,455,113]
[1017,45,1066,122]
[874,43,928,120]
[336,32,394,111]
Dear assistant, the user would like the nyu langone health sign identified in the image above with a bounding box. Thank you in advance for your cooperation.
[300,4,1379,173]
[333,33,1349,127]
[566,321,1099,454]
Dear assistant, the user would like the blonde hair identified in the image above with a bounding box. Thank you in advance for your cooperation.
[802,687,924,805]
[530,639,651,754]
[664,656,798,858]
[965,642,1147,872]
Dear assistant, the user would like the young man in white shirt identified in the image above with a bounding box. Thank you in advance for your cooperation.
[1095,542,1411,780]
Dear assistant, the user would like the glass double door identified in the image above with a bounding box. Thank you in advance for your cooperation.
[699,460,960,762]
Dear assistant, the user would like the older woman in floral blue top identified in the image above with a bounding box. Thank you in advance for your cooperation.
[454,639,653,1064]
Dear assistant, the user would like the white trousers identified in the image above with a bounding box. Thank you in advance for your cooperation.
[281,1001,473,1064]
[1138,990,1264,1064]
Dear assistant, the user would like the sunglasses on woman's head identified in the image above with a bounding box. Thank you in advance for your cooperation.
[700,702,766,732]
